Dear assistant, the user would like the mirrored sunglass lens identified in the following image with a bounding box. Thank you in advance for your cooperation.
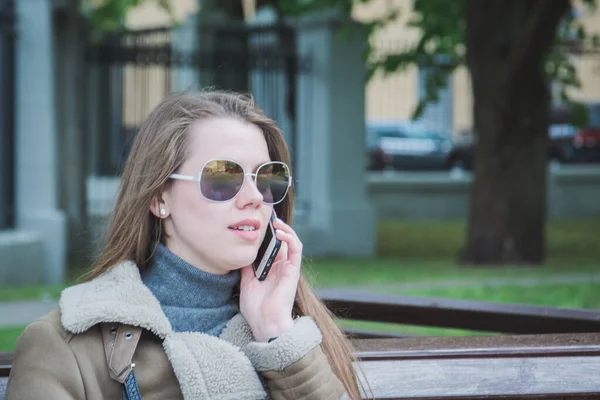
[201,160,244,201]
[256,163,290,204]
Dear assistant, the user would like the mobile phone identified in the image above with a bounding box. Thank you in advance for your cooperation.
[252,211,282,281]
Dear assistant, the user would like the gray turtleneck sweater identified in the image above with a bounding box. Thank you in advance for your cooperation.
[142,243,240,336]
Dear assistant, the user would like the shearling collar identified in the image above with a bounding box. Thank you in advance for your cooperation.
[60,261,173,338]
[58,261,323,400]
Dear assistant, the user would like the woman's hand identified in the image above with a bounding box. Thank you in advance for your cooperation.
[239,217,302,342]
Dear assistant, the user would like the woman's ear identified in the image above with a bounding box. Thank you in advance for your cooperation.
[150,196,169,219]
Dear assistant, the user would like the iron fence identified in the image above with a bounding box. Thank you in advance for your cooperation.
[0,0,15,230]
[86,22,310,176]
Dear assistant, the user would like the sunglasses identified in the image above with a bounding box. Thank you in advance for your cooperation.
[169,159,292,205]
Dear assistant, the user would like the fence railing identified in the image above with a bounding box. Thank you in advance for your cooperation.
[85,22,310,176]
[0,0,16,230]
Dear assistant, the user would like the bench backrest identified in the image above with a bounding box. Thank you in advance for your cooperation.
[318,288,600,336]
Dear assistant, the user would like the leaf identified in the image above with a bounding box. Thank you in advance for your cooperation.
[569,102,590,127]
[411,99,427,119]
[80,0,174,37]
[363,0,466,119]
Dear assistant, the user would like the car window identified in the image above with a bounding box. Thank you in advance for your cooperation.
[549,124,577,138]
[403,125,446,140]
[377,129,407,139]
[367,123,447,145]
[588,104,600,128]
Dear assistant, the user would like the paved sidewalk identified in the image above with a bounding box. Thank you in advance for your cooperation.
[0,300,59,327]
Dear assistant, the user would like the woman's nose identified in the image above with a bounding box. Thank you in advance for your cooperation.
[235,174,264,207]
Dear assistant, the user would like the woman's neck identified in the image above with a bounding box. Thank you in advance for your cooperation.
[142,243,240,334]
[163,240,230,276]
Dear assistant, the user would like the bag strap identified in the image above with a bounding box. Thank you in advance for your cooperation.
[122,368,142,400]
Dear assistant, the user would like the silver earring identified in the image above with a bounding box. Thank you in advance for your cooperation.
[160,209,167,216]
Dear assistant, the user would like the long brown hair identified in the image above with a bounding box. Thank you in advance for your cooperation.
[87,90,364,399]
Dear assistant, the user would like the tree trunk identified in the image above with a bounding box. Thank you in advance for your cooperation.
[461,0,570,265]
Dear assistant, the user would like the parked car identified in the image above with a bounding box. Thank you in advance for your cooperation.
[367,120,453,171]
[548,123,600,163]
[446,106,600,170]
[447,125,600,171]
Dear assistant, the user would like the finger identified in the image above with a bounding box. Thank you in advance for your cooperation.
[275,229,302,268]
[273,218,300,241]
[274,240,288,263]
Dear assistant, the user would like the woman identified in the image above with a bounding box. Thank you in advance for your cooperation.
[6,91,364,399]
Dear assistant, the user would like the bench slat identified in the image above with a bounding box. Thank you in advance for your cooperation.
[0,352,10,379]
[358,355,600,399]
[351,334,600,399]
[351,333,600,354]
[0,377,6,400]
[343,329,415,339]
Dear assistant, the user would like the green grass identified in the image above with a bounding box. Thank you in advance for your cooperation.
[0,326,25,352]
[1,218,598,346]
[303,217,600,287]
[0,285,68,303]
[305,257,599,288]
[307,217,600,337]
[376,218,600,261]
[2,218,599,300]
[0,267,85,302]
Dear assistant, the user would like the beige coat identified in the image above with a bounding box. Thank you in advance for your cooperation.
[6,261,346,400]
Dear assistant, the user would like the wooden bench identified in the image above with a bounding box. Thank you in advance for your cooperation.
[2,333,600,399]
[2,291,600,399]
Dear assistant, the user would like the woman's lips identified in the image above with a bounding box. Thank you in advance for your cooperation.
[228,227,260,241]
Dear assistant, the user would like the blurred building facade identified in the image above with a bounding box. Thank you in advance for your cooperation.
[354,0,600,138]
[1,0,71,285]
[1,0,377,286]
[1,0,599,286]
[124,0,600,138]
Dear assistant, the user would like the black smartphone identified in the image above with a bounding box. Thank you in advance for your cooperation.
[252,211,282,281]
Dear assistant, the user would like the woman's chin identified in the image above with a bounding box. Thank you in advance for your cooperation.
[224,253,257,271]
[230,264,250,272]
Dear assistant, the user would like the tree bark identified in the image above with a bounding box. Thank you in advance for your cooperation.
[461,0,570,265]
